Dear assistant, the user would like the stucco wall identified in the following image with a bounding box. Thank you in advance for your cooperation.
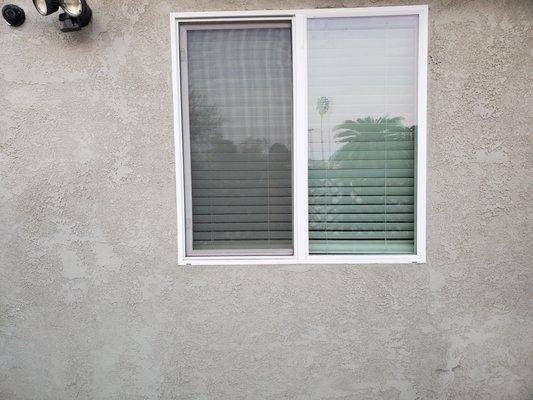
[1,0,531,399]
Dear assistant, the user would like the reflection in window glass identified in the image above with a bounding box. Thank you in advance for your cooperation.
[307,16,418,254]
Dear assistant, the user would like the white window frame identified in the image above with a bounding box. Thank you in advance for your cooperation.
[170,5,428,266]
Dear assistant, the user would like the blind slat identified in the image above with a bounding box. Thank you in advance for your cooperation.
[310,222,413,230]
[193,180,291,189]
[194,231,292,241]
[192,170,292,180]
[309,159,414,168]
[194,240,291,250]
[309,186,413,196]
[194,213,291,223]
[194,188,291,197]
[309,240,414,254]
[308,213,413,222]
[308,178,414,186]
[195,222,292,232]
[309,195,413,205]
[308,169,414,178]
[193,205,292,215]
[194,196,292,206]
[309,231,413,239]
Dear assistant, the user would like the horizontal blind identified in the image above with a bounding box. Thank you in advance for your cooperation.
[182,23,293,254]
[307,16,418,254]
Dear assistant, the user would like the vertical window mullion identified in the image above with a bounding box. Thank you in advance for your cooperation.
[292,14,309,261]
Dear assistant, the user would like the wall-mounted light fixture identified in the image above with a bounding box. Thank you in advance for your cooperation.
[2,4,25,26]
[32,0,91,32]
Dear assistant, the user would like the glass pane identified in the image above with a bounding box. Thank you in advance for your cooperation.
[307,16,418,254]
[183,23,293,255]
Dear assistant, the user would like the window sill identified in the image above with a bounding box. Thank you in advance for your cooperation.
[178,254,426,266]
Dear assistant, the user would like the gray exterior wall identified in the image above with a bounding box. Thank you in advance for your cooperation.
[0,0,531,399]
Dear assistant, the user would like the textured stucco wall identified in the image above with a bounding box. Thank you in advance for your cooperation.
[0,0,532,399]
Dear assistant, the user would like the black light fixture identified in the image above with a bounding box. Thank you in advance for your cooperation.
[2,4,25,26]
[32,0,91,32]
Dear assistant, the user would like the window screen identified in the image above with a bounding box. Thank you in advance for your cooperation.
[307,16,418,254]
[180,22,293,256]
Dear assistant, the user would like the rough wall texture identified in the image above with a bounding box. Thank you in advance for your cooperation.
[0,0,532,399]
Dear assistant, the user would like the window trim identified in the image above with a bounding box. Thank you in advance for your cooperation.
[170,5,428,266]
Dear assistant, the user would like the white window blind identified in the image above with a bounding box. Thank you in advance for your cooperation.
[180,22,293,255]
[307,16,419,254]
